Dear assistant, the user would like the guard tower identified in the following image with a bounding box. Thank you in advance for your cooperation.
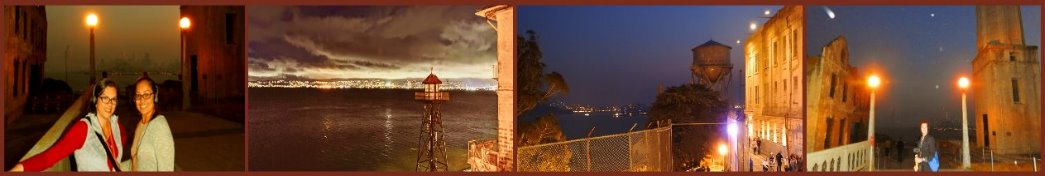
[415,70,451,171]
[972,6,1041,154]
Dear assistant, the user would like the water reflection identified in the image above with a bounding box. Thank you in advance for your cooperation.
[383,107,394,158]
[248,89,496,171]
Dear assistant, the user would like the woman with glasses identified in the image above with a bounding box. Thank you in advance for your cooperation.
[124,74,175,171]
[10,78,126,172]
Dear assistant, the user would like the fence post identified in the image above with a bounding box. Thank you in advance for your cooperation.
[654,128,659,171]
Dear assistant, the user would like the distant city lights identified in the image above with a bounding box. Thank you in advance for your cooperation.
[248,79,496,91]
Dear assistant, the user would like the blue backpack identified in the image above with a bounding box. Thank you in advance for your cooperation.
[928,152,940,172]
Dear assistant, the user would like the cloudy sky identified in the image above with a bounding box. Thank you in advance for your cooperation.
[247,6,496,80]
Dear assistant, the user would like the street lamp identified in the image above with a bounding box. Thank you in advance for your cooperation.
[958,77,971,169]
[85,13,98,84]
[180,16,191,110]
[718,143,729,171]
[180,17,191,29]
[867,75,881,171]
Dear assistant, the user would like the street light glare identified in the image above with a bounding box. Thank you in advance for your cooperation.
[727,122,738,137]
[86,13,98,27]
[717,143,728,156]
[749,22,757,31]
[180,17,192,29]
[868,75,881,89]
[959,77,970,89]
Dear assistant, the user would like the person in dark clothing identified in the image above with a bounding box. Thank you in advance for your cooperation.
[896,138,905,162]
[756,140,762,154]
[775,152,783,172]
[915,120,937,172]
[749,158,754,172]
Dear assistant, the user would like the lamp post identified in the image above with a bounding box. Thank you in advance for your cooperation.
[718,143,729,172]
[867,75,881,171]
[86,13,98,84]
[180,17,191,110]
[727,120,739,172]
[958,77,972,169]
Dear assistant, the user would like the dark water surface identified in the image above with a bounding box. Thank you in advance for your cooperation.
[247,88,496,171]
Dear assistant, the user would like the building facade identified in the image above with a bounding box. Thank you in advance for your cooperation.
[473,5,515,171]
[4,6,47,124]
[180,6,246,120]
[971,6,1040,154]
[805,36,871,153]
[743,5,804,157]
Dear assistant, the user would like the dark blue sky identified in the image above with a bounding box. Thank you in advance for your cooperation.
[806,6,1040,134]
[519,6,780,106]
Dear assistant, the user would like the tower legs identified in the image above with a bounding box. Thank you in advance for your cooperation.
[416,103,449,171]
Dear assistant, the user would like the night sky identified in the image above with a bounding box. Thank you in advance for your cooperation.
[43,6,181,88]
[806,6,1041,134]
[247,6,496,80]
[518,6,779,106]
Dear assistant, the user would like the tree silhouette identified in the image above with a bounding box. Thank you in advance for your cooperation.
[649,83,728,171]
[516,30,571,147]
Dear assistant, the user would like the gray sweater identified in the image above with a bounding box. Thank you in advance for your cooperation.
[125,115,175,171]
[74,113,124,171]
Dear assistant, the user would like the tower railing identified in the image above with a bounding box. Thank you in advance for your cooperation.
[415,92,450,101]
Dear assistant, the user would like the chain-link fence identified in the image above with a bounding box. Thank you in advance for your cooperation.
[516,126,672,172]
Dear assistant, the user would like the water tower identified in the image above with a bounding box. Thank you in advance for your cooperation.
[415,70,450,171]
[691,40,734,94]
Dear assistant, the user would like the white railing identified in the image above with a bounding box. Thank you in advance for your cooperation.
[807,141,871,172]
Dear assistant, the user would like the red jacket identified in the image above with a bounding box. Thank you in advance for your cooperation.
[19,120,127,171]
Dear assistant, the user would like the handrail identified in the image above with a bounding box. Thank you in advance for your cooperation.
[807,141,871,172]
[18,86,92,171]
[518,126,671,149]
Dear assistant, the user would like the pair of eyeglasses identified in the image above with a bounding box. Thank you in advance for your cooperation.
[98,96,118,104]
[135,93,154,101]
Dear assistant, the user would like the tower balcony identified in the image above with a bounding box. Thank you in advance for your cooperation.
[415,91,450,101]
